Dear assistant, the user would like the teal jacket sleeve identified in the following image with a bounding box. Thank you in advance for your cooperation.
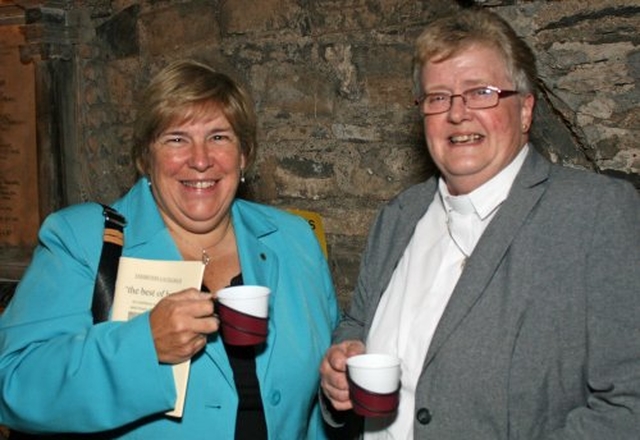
[0,205,175,433]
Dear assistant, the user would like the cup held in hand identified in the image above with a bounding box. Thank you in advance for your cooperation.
[216,285,270,346]
[346,353,401,417]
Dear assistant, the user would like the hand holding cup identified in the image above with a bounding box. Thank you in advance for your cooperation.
[346,353,401,417]
[320,340,366,411]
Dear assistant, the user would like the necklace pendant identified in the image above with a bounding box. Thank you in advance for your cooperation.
[201,250,211,266]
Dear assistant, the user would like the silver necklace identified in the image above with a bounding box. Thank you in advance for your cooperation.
[170,222,232,266]
[445,212,472,270]
[201,249,213,266]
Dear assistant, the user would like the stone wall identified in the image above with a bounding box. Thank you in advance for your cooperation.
[22,0,640,308]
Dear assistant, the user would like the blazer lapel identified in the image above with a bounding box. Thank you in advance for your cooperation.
[424,149,551,367]
[201,203,281,387]
[230,201,280,292]
[204,201,280,381]
[117,178,177,256]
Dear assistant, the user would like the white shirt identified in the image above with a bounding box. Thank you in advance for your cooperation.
[364,145,529,439]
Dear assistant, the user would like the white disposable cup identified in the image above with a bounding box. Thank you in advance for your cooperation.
[216,285,271,318]
[347,353,401,394]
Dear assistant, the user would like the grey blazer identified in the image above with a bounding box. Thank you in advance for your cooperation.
[333,148,640,439]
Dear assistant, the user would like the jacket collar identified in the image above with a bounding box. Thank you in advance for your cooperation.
[115,179,281,258]
[113,178,175,254]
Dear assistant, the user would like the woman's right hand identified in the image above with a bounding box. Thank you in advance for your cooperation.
[149,289,219,364]
[319,340,366,411]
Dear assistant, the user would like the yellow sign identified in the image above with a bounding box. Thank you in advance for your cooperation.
[287,209,328,258]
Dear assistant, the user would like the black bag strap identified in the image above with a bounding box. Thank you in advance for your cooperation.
[9,205,126,439]
[91,204,126,323]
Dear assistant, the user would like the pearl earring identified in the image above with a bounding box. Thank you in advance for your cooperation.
[240,169,246,183]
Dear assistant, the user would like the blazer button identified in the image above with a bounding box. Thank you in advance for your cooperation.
[416,407,432,425]
[270,391,282,405]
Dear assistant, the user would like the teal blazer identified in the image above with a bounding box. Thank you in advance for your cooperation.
[0,178,339,439]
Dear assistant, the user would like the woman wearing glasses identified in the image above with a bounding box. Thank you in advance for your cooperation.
[320,7,640,439]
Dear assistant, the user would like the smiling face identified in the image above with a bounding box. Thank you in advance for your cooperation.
[147,106,245,234]
[420,43,535,195]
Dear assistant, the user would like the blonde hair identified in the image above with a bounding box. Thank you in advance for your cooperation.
[132,60,257,175]
[413,8,537,96]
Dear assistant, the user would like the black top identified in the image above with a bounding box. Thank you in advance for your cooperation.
[223,274,268,439]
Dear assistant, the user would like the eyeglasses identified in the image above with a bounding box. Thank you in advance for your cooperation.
[415,86,519,115]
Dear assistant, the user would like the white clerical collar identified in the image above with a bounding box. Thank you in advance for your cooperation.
[439,144,530,220]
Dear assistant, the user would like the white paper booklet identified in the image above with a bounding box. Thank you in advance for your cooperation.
[111,256,205,418]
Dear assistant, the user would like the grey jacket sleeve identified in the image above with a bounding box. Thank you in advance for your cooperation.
[544,178,640,439]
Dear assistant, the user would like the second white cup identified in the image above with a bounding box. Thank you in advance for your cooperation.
[346,353,401,394]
